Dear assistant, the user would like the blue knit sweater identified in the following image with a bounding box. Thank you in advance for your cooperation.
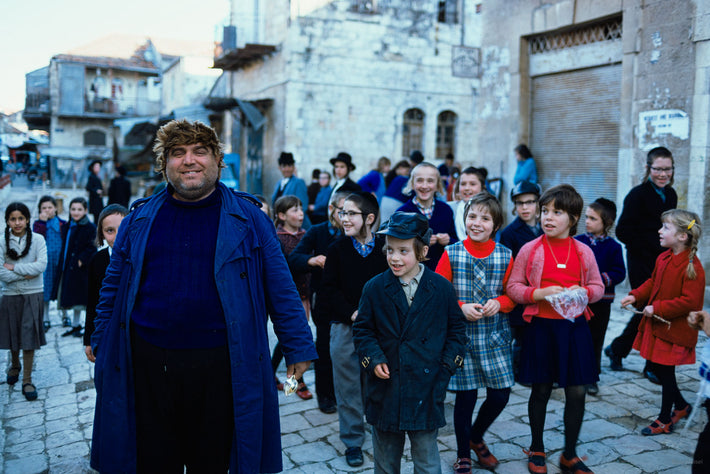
[131,189,226,348]
[574,233,626,302]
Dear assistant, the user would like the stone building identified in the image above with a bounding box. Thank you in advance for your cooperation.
[215,0,709,282]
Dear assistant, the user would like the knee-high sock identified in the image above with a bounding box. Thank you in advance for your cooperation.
[529,383,553,452]
[22,350,35,385]
[563,384,586,459]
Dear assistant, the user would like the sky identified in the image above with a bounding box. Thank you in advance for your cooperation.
[0,0,231,114]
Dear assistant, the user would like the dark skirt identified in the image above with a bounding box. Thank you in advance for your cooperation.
[0,292,47,351]
[518,316,597,387]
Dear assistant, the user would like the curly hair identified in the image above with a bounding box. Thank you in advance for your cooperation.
[153,119,224,178]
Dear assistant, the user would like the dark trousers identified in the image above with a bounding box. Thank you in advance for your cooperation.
[588,301,611,374]
[314,307,335,401]
[131,332,234,473]
[611,252,655,360]
[693,399,710,474]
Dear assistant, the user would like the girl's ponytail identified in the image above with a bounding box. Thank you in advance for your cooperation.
[662,209,702,279]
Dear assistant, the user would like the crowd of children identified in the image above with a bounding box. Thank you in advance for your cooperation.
[1,145,708,474]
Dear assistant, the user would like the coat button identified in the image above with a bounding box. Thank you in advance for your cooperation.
[424,368,430,374]
[240,271,247,279]
[120,322,126,329]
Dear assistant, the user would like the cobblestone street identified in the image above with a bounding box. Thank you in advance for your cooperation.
[0,298,707,473]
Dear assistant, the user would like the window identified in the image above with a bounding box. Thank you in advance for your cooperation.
[436,111,456,159]
[402,108,425,158]
[438,0,458,24]
[84,129,106,146]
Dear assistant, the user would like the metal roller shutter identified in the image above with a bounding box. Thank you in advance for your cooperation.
[531,64,621,215]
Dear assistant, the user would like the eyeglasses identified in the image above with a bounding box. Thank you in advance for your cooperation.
[338,211,363,219]
[650,166,673,174]
[514,200,537,207]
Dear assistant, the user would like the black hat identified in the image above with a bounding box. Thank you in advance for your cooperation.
[377,212,432,244]
[330,152,356,171]
[88,159,102,172]
[409,150,424,165]
[510,180,541,201]
[278,152,295,166]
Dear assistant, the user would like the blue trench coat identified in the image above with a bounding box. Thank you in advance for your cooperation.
[90,183,317,473]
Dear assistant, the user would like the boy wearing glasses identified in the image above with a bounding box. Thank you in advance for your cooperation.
[500,180,542,383]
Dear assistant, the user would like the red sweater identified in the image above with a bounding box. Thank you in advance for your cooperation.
[630,248,705,348]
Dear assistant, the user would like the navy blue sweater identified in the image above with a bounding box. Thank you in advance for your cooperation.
[575,233,626,302]
[131,189,226,348]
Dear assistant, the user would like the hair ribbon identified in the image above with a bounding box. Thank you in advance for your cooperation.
[688,219,696,230]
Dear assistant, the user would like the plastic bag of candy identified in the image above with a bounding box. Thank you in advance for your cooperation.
[544,288,588,321]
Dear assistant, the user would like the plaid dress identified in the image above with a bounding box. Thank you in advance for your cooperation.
[447,241,514,390]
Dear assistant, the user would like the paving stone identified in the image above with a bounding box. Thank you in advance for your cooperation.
[281,433,304,449]
[280,413,311,434]
[624,448,693,472]
[4,453,48,474]
[8,439,44,456]
[46,440,89,465]
[299,424,336,442]
[601,434,662,455]
[3,400,45,418]
[578,418,628,442]
[4,425,46,447]
[593,461,642,473]
[285,440,339,464]
[45,429,84,450]
[488,419,529,440]
[3,413,44,430]
[303,408,339,427]
[46,402,78,422]
[46,383,77,398]
[46,417,79,435]
[44,393,77,410]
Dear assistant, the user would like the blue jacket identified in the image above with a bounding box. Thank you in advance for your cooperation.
[271,176,311,229]
[90,183,317,474]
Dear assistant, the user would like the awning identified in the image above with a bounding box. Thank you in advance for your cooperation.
[40,146,112,160]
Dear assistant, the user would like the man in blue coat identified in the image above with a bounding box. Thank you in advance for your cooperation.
[90,119,317,473]
[271,151,311,229]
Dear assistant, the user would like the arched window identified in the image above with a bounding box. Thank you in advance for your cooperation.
[84,129,106,146]
[402,108,424,158]
[436,111,457,159]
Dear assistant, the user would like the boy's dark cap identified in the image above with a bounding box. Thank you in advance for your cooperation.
[593,197,617,214]
[377,212,432,244]
[278,152,295,166]
[409,150,424,164]
[330,152,356,171]
[510,180,541,201]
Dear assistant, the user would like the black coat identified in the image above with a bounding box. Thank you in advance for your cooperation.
[108,176,131,208]
[52,216,97,308]
[353,268,466,431]
[86,174,104,216]
[616,180,676,286]
[84,247,110,345]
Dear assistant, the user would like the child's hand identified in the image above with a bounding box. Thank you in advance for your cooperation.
[533,286,564,301]
[688,311,710,335]
[3,263,14,271]
[642,305,654,318]
[77,260,83,268]
[435,233,451,246]
[351,310,358,322]
[85,346,96,363]
[480,299,501,317]
[620,295,636,307]
[429,234,438,246]
[462,303,484,321]
[308,255,326,268]
[374,363,390,379]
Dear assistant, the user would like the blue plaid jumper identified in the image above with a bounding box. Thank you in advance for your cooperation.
[447,241,514,390]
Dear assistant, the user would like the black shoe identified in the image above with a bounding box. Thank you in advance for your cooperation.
[62,316,71,328]
[345,447,363,467]
[22,383,38,401]
[318,397,337,414]
[72,328,85,338]
[62,326,82,337]
[604,345,623,371]
[43,321,51,333]
[586,383,599,395]
[644,369,661,385]
[6,366,20,385]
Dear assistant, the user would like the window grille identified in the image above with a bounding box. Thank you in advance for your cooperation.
[402,108,425,158]
[529,18,622,54]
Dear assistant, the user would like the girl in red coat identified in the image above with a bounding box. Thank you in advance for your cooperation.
[621,209,705,436]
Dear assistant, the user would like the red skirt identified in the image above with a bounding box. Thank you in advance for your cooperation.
[633,327,695,366]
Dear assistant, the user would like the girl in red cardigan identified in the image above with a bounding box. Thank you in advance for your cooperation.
[507,184,604,474]
[621,209,705,436]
